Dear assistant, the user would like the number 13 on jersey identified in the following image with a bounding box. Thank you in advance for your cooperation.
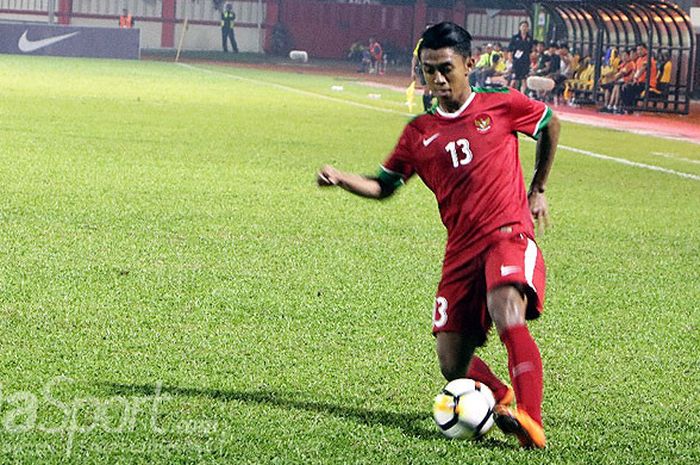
[445,138,473,168]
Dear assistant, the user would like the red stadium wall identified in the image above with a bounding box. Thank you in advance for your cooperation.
[274,0,525,59]
[276,0,462,59]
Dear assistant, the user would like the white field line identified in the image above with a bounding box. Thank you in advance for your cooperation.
[650,151,700,165]
[178,63,700,183]
[521,139,700,182]
[177,62,412,117]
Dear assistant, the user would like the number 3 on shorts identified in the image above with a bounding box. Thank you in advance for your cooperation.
[433,296,448,327]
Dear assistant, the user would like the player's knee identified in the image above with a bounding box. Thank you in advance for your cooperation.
[439,360,466,381]
[487,285,527,331]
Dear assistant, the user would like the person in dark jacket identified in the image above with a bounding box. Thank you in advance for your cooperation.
[221,3,239,53]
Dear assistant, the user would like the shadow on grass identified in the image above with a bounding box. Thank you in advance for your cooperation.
[103,381,508,447]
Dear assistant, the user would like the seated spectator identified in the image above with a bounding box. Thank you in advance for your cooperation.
[655,50,672,96]
[538,42,560,101]
[599,54,621,111]
[368,37,383,75]
[533,41,550,76]
[470,43,493,86]
[552,44,573,104]
[621,44,656,113]
[480,53,508,87]
[475,43,493,69]
[473,46,483,64]
[564,55,594,102]
[600,49,635,113]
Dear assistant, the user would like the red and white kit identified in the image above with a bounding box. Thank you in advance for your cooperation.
[381,87,552,342]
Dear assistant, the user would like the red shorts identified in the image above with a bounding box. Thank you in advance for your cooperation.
[431,231,546,345]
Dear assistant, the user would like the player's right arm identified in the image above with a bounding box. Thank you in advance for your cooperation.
[317,164,407,200]
[317,166,387,199]
[317,123,417,200]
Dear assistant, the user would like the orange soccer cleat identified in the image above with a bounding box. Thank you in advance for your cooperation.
[496,386,515,406]
[492,405,546,449]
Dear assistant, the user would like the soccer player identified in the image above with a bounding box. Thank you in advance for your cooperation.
[317,22,559,449]
[411,25,435,112]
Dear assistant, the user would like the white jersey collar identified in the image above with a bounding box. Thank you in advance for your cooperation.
[436,90,476,119]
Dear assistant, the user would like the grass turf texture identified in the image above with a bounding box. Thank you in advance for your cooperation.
[0,55,698,464]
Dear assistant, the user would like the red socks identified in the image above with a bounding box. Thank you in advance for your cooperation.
[499,324,544,426]
[466,355,510,403]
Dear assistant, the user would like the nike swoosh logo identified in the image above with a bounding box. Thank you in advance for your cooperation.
[18,30,80,53]
[422,133,440,147]
[500,265,522,276]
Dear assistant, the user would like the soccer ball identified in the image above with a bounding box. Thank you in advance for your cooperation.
[433,378,496,439]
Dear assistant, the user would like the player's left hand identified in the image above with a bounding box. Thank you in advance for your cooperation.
[528,191,549,236]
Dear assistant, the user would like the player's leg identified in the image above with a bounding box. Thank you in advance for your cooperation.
[436,331,514,405]
[484,232,546,448]
[488,285,546,449]
[467,355,513,406]
[436,331,477,381]
[433,274,511,405]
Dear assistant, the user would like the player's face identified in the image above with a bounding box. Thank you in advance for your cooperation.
[420,47,471,109]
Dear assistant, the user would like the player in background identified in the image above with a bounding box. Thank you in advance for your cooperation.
[119,8,134,28]
[369,38,384,75]
[411,25,435,112]
[317,22,559,449]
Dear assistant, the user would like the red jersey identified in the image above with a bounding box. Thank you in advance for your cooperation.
[370,41,383,60]
[381,87,551,267]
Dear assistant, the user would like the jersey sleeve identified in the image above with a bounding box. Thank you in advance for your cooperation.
[380,123,418,185]
[508,89,552,140]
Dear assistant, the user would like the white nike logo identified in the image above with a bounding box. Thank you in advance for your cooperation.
[500,265,521,276]
[18,30,80,53]
[422,133,440,147]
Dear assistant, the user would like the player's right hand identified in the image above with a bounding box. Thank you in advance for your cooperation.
[317,165,340,186]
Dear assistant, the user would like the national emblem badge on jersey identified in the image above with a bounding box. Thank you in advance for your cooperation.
[474,114,492,133]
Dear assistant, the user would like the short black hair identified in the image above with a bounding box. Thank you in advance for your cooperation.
[418,22,472,58]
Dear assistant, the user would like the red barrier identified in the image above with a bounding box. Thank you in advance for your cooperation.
[161,0,176,48]
[278,0,432,59]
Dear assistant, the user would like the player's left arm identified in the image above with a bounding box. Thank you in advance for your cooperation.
[528,112,560,234]
[509,90,561,234]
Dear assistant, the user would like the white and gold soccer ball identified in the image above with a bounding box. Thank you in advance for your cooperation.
[433,378,496,439]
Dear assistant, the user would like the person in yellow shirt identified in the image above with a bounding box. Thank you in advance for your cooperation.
[656,50,672,95]
[221,3,238,53]
[492,43,506,73]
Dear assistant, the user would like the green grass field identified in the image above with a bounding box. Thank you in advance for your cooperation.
[0,55,698,464]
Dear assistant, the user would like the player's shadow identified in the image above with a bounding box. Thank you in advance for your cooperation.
[106,382,440,440]
[105,382,513,448]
